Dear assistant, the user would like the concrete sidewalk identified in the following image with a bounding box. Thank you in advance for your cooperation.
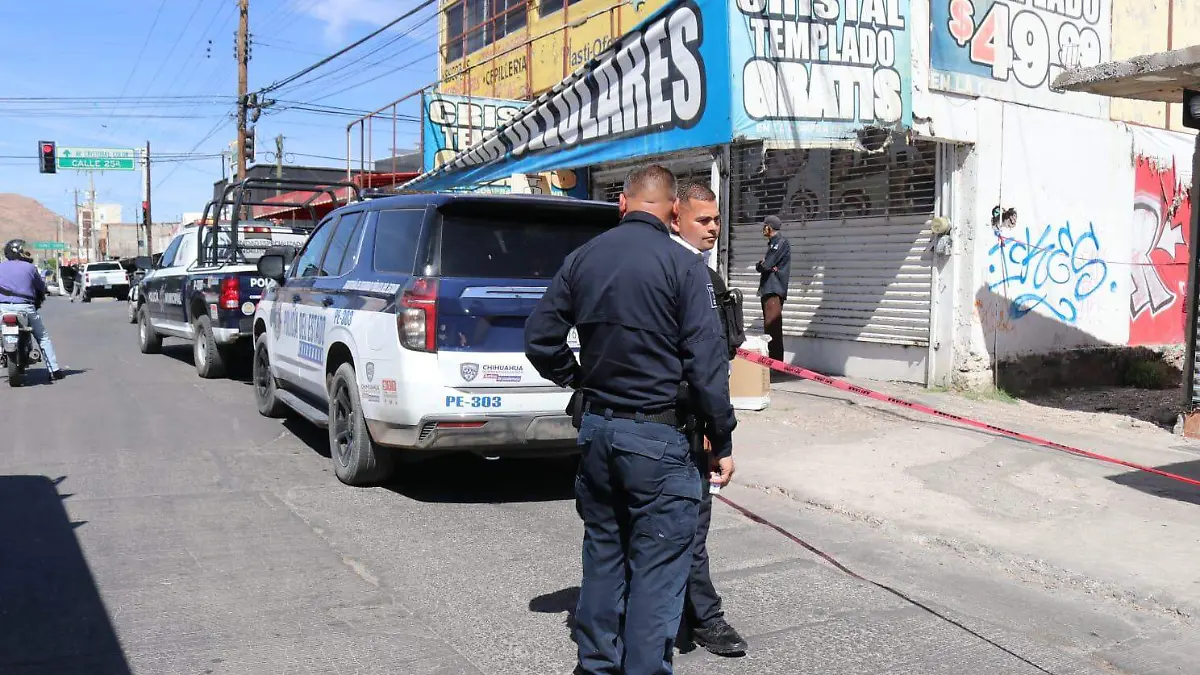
[731,374,1200,622]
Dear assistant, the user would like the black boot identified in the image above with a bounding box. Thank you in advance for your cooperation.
[691,618,748,655]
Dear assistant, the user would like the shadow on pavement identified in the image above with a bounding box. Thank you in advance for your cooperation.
[530,586,578,641]
[283,416,332,459]
[52,367,89,381]
[1108,460,1200,506]
[159,344,252,381]
[0,475,131,674]
[386,454,578,504]
[975,287,1183,429]
[3,367,88,387]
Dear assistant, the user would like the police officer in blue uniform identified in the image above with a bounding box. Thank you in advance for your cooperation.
[525,165,737,675]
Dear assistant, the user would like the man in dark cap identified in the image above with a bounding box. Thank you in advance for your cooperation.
[756,215,791,362]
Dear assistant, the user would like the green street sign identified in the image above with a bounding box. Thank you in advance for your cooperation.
[56,147,138,171]
[32,241,68,251]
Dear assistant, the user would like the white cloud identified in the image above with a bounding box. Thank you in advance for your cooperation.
[304,0,410,42]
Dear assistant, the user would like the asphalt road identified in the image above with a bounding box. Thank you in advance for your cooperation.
[0,298,1128,674]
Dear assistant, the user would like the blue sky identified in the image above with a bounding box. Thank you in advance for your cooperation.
[0,0,438,223]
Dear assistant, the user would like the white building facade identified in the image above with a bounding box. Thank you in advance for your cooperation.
[408,0,1195,387]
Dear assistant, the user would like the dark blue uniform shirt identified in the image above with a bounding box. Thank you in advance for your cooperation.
[525,211,737,457]
[755,233,791,300]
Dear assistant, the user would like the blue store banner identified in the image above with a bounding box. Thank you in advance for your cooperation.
[928,0,1110,117]
[730,0,913,143]
[421,91,589,197]
[405,0,919,192]
[422,91,525,172]
[408,0,732,192]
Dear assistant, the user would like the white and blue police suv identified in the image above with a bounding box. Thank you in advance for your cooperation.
[251,193,618,486]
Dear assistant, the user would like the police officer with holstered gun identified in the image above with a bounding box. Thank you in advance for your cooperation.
[669,182,749,655]
[525,165,736,675]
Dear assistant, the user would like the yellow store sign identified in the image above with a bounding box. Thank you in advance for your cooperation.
[438,0,670,101]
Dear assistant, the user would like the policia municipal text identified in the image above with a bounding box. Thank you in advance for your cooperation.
[525,165,738,675]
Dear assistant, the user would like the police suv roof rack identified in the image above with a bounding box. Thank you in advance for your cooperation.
[196,178,363,267]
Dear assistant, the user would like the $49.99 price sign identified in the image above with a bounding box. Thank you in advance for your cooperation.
[932,0,1108,101]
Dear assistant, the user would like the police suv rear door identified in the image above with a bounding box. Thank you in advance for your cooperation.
[433,199,617,402]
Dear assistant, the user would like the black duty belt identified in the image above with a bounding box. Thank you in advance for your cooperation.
[583,400,678,427]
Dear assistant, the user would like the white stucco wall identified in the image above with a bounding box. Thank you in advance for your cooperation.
[968,103,1134,363]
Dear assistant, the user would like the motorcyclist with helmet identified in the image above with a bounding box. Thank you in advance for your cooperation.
[0,239,63,381]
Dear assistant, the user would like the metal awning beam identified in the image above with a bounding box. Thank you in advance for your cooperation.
[1052,45,1200,102]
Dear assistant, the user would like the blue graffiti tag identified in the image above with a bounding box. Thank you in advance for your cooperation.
[987,222,1115,323]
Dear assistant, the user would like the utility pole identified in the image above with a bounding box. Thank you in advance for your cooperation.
[143,141,154,257]
[87,172,96,263]
[275,133,284,194]
[74,188,81,262]
[236,0,250,179]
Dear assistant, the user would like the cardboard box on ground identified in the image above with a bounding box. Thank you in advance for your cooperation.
[732,335,770,411]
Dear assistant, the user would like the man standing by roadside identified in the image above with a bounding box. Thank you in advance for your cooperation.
[670,182,750,656]
[756,215,791,362]
[525,165,736,675]
[69,264,84,303]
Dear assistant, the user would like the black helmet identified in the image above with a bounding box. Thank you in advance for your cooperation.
[3,239,29,261]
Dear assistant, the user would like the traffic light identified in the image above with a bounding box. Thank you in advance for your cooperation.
[243,128,256,164]
[38,141,56,174]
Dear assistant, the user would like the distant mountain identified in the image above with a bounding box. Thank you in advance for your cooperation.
[0,193,76,252]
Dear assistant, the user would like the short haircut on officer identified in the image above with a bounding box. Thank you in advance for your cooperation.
[623,164,677,199]
[677,181,716,205]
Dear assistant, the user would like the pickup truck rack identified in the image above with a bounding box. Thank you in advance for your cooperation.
[134,177,363,380]
[196,177,363,266]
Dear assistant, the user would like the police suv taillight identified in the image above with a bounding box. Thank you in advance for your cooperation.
[220,276,240,310]
[397,277,438,352]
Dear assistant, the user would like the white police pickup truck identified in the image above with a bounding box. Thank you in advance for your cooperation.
[251,193,616,486]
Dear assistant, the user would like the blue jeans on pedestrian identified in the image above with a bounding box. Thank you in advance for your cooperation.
[574,412,702,675]
[0,303,59,371]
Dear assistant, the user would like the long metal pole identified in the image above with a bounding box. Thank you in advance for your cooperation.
[145,141,154,257]
[74,188,81,262]
[88,171,96,263]
[1181,127,1200,409]
[236,0,250,179]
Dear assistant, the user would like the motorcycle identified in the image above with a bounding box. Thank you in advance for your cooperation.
[1,308,42,387]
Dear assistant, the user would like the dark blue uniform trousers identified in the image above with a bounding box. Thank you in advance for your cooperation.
[684,476,723,627]
[574,412,702,675]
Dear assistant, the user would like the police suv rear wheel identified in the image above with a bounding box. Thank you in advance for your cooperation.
[193,316,227,379]
[328,363,394,486]
[138,306,161,354]
[253,335,286,418]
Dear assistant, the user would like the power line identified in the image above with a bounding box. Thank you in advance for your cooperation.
[102,0,170,130]
[169,3,240,125]
[271,12,438,98]
[256,0,436,95]
[0,111,220,119]
[307,50,437,103]
[132,1,211,101]
[154,110,236,191]
[258,0,322,41]
[0,95,235,102]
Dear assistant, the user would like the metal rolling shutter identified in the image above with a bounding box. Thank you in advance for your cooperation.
[728,134,937,346]
[590,151,713,202]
